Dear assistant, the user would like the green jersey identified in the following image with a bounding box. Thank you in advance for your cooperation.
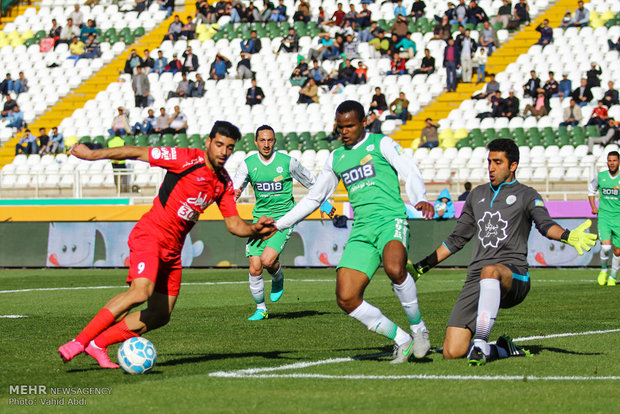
[589,170,620,218]
[234,151,316,219]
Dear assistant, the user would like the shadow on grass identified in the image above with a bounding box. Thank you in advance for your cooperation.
[348,345,435,364]
[159,350,299,367]
[269,310,333,319]
[525,345,602,356]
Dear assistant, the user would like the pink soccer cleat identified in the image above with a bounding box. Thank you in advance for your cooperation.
[58,340,85,362]
[85,341,120,369]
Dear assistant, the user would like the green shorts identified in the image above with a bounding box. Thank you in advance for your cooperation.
[246,226,294,257]
[337,217,409,279]
[598,216,620,248]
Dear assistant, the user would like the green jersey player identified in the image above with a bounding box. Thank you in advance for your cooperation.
[233,125,316,321]
[273,101,435,363]
[588,150,620,286]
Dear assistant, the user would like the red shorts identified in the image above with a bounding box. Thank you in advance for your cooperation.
[126,227,183,296]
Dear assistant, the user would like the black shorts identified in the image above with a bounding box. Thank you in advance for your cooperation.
[447,263,531,333]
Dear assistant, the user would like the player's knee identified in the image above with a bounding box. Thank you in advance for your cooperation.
[140,310,170,330]
[480,265,501,280]
[127,287,151,305]
[260,256,277,270]
[336,292,361,313]
[442,341,467,359]
[384,262,406,283]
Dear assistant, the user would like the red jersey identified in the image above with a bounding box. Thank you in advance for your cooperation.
[591,106,608,119]
[133,147,238,251]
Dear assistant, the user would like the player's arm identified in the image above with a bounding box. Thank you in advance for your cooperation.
[587,175,599,214]
[289,157,317,189]
[71,143,150,162]
[275,152,339,230]
[232,160,250,200]
[224,215,275,238]
[379,136,434,219]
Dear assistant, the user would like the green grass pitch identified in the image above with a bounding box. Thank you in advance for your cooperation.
[1,268,619,413]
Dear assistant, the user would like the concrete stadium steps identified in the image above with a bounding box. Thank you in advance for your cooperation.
[393,0,590,148]
[0,2,40,29]
[0,2,196,166]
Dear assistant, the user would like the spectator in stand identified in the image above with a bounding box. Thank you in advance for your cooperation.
[542,71,559,98]
[356,3,372,28]
[603,81,619,108]
[467,0,488,25]
[290,66,306,86]
[154,107,169,134]
[108,107,130,136]
[293,0,311,23]
[410,0,426,21]
[188,73,205,98]
[586,63,602,88]
[70,5,84,28]
[180,19,196,40]
[80,33,101,60]
[443,37,460,92]
[343,4,358,27]
[132,66,150,107]
[560,11,572,29]
[560,98,582,127]
[309,60,328,86]
[135,0,148,13]
[334,59,357,86]
[317,6,326,25]
[181,46,199,74]
[15,129,37,155]
[37,127,50,155]
[210,53,231,80]
[394,1,407,18]
[325,3,346,27]
[386,92,410,122]
[419,118,439,148]
[124,49,142,75]
[522,70,541,101]
[164,15,183,42]
[359,21,379,43]
[162,105,187,135]
[523,91,549,120]
[246,79,264,106]
[535,19,553,47]
[138,49,154,74]
[387,52,407,75]
[298,78,319,104]
[5,105,24,130]
[167,72,190,98]
[388,32,402,56]
[437,1,456,24]
[132,109,156,135]
[1,94,17,117]
[458,28,477,83]
[587,118,620,153]
[13,71,28,95]
[458,182,472,201]
[587,100,609,129]
[164,53,182,74]
[58,18,79,47]
[196,1,216,24]
[513,0,530,26]
[67,36,85,64]
[490,90,504,117]
[308,32,334,61]
[354,61,368,84]
[369,87,388,112]
[558,73,572,100]
[433,15,452,41]
[241,30,262,54]
[569,1,589,28]
[479,20,499,56]
[609,37,620,52]
[453,0,468,26]
[79,19,98,42]
[343,34,360,59]
[48,127,65,153]
[473,47,487,83]
[49,18,62,44]
[237,52,254,79]
[158,0,175,19]
[369,30,390,56]
[366,110,382,134]
[0,73,13,97]
[492,0,512,29]
[278,28,300,53]
[270,0,287,22]
[472,73,499,100]
[396,32,417,59]
[413,48,436,76]
[572,78,593,107]
[229,2,246,23]
[502,89,520,119]
[153,50,167,76]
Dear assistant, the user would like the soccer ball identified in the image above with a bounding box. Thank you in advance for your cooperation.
[117,337,157,374]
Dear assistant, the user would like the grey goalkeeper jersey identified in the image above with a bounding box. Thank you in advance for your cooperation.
[444,180,557,271]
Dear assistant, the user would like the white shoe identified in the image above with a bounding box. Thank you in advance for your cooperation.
[412,326,431,358]
[390,337,414,364]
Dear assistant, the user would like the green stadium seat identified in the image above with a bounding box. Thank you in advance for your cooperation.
[514,135,528,147]
[123,136,135,146]
[585,125,599,137]
[23,38,36,47]
[133,27,145,37]
[92,136,106,147]
[455,138,470,149]
[79,136,91,144]
[329,140,343,151]
[34,30,46,41]
[498,127,511,138]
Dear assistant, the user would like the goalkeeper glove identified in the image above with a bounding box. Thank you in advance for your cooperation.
[560,219,597,256]
[406,251,439,282]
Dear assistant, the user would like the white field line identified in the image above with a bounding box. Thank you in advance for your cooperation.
[0,278,595,294]
[209,329,620,381]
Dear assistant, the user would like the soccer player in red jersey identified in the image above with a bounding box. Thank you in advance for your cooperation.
[58,121,275,368]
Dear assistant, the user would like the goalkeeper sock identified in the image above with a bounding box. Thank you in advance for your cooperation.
[392,273,423,328]
[93,319,138,348]
[349,300,411,346]
[601,245,612,270]
[249,273,266,310]
[75,308,115,347]
[474,279,501,356]
[268,263,283,283]
[611,254,620,279]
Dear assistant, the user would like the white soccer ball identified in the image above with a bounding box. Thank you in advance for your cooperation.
[435,201,447,212]
[117,337,157,375]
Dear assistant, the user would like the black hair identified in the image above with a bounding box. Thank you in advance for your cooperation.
[464,182,472,191]
[255,124,275,139]
[336,100,365,122]
[609,151,619,159]
[487,138,520,165]
[209,120,241,142]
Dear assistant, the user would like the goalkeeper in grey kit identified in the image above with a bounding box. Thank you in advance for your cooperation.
[413,138,596,366]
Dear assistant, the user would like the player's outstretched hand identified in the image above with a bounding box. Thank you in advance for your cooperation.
[248,216,277,245]
[565,219,597,255]
[415,201,435,220]
[70,143,95,160]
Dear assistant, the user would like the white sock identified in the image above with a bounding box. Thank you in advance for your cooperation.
[349,300,411,346]
[601,245,612,270]
[474,278,501,355]
[392,273,423,329]
[249,273,266,310]
[269,264,283,282]
[611,254,620,278]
